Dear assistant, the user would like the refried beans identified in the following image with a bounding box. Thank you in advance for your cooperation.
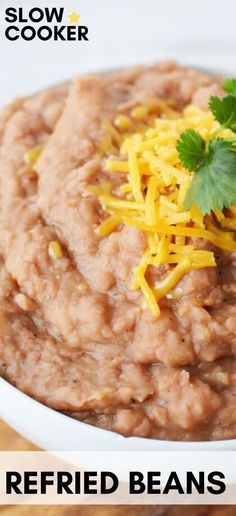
[0,61,236,441]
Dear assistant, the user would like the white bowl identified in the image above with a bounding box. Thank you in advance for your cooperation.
[1,377,236,451]
[1,67,236,454]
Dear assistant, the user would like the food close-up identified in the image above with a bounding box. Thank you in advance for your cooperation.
[1,0,236,512]
[1,61,236,442]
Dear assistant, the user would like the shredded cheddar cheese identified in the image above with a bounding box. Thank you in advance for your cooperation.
[97,214,122,237]
[114,115,132,130]
[48,241,63,259]
[89,102,236,316]
[131,105,149,120]
[24,145,43,173]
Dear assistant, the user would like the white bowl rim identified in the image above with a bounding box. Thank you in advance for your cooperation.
[1,377,236,451]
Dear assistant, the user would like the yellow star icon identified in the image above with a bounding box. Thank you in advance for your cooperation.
[68,11,80,24]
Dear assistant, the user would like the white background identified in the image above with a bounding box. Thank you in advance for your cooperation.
[0,0,236,105]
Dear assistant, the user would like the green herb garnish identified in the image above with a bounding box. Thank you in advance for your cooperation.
[209,95,236,133]
[223,78,236,97]
[177,78,236,214]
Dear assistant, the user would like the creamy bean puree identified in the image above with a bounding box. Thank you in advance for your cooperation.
[0,62,236,441]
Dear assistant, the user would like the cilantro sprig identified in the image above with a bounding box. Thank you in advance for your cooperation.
[209,95,236,133]
[223,78,236,97]
[177,78,236,214]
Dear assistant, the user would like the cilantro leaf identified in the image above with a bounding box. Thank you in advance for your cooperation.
[183,139,236,214]
[209,95,236,133]
[223,78,236,97]
[176,129,206,171]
